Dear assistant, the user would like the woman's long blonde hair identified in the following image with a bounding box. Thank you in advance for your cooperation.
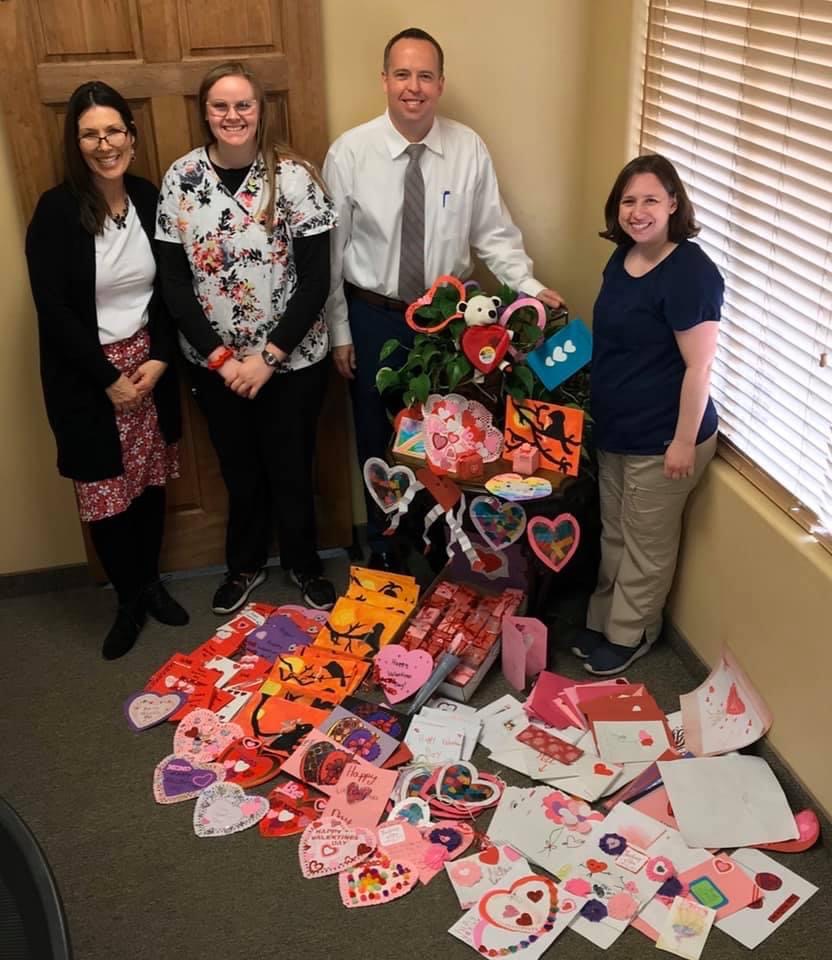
[198,61,327,233]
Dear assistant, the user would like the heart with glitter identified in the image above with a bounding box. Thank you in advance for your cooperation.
[152,754,225,804]
[173,708,243,763]
[299,816,376,878]
[469,495,527,551]
[193,782,269,837]
[339,852,418,908]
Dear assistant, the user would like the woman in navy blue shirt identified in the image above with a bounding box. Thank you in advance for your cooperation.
[573,155,723,675]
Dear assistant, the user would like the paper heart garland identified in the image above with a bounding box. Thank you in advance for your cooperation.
[526,513,581,572]
[260,777,326,839]
[299,816,376,878]
[469,495,526,551]
[193,782,269,837]
[125,691,186,732]
[152,754,225,804]
[461,325,511,374]
[374,645,434,704]
[480,874,560,933]
[363,457,417,514]
[339,852,418,908]
[404,274,467,333]
[498,297,547,358]
[173,708,243,763]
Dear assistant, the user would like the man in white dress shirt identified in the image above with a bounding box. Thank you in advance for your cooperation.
[324,27,564,569]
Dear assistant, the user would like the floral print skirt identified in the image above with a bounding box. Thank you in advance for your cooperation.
[75,328,179,522]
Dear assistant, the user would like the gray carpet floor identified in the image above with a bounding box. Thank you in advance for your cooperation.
[1,554,829,960]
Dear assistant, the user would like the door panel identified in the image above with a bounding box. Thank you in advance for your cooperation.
[1,0,353,575]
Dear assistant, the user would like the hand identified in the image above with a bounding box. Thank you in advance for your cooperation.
[536,288,566,310]
[105,374,142,413]
[227,354,274,399]
[130,359,167,396]
[333,344,356,380]
[664,439,696,479]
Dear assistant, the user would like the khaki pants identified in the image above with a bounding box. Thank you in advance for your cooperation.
[586,432,717,649]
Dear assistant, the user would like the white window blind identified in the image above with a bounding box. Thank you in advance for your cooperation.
[640,0,832,541]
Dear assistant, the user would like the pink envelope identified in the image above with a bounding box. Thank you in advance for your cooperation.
[322,757,397,829]
[526,671,583,728]
[501,617,547,692]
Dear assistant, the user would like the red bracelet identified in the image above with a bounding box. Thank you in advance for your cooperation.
[206,346,234,370]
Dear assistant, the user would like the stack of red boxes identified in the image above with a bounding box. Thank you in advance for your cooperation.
[399,580,525,692]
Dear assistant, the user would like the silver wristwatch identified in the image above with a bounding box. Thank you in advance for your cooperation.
[262,348,284,369]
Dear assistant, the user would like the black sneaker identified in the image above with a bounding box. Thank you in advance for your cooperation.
[212,569,267,615]
[290,570,336,611]
[102,600,146,660]
[143,579,189,626]
[570,627,606,660]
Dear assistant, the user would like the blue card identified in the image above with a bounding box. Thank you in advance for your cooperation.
[527,317,592,391]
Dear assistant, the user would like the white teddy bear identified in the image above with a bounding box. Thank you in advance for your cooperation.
[456,294,502,326]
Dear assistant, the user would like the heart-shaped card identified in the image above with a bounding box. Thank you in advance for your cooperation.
[339,851,418,908]
[299,816,376,878]
[480,874,560,933]
[404,274,467,333]
[527,513,580,572]
[363,458,417,514]
[469,495,526,551]
[374,645,434,704]
[219,737,281,789]
[387,797,432,826]
[152,754,225,804]
[429,762,504,814]
[125,691,186,732]
[377,819,474,885]
[485,473,553,502]
[260,777,326,839]
[461,325,510,374]
[173,708,243,763]
[193,782,269,837]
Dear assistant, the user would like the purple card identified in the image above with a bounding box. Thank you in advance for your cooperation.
[246,614,309,662]
[317,706,401,766]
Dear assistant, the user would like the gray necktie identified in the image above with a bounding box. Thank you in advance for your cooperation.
[398,143,427,304]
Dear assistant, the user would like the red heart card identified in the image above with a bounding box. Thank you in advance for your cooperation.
[260,776,326,838]
[218,736,281,789]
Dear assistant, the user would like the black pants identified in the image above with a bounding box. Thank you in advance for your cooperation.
[88,485,166,604]
[188,357,328,576]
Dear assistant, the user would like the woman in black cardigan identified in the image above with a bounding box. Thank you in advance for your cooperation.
[26,81,187,659]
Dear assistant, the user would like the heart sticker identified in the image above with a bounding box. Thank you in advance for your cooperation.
[374,645,434,704]
[526,513,580,572]
[299,816,376,878]
[363,457,417,514]
[260,777,325,839]
[480,874,559,932]
[193,782,269,837]
[404,274,467,333]
[125,691,186,732]
[339,852,418,907]
[461,325,510,374]
[173,709,243,763]
[485,473,553,503]
[469,495,527,551]
[152,754,225,804]
[498,297,547,358]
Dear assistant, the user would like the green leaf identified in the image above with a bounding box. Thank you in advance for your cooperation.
[512,364,535,396]
[446,356,473,391]
[403,389,415,408]
[449,318,466,345]
[375,366,400,394]
[408,372,432,405]
[379,338,401,362]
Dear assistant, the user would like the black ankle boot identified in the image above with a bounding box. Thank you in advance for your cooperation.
[143,579,189,626]
[102,600,146,660]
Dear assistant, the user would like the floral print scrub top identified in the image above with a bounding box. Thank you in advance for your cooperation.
[156,148,336,371]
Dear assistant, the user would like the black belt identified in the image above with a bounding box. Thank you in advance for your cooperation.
[345,282,407,313]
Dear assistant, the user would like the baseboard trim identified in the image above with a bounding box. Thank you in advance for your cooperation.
[0,563,93,600]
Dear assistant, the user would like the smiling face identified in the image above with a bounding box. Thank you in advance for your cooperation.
[383,38,444,140]
[618,172,678,247]
[204,74,260,152]
[77,105,134,186]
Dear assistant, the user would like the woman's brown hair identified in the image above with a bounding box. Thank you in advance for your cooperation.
[599,153,699,244]
[198,61,327,233]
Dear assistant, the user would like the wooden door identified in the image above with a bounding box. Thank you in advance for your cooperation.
[0,0,353,573]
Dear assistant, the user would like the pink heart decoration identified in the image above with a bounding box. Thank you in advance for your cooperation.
[469,495,527,551]
[374,645,434,704]
[152,754,226,804]
[498,297,547,358]
[193,782,269,837]
[339,852,419,908]
[376,819,474,885]
[124,691,186,731]
[173,708,243,763]
[363,457,417,514]
[526,513,581,572]
[299,816,376,878]
[480,874,559,933]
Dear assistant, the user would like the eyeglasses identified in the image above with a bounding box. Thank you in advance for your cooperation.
[79,128,129,150]
[206,100,257,117]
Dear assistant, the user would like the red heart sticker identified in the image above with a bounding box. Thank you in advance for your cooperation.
[594,762,614,776]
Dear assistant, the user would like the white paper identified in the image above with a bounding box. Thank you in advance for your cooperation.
[418,706,481,760]
[403,717,464,764]
[426,696,478,716]
[656,896,716,959]
[716,848,819,949]
[658,756,799,848]
[445,844,530,909]
[592,717,672,763]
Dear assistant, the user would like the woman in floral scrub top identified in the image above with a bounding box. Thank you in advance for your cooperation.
[156,61,337,615]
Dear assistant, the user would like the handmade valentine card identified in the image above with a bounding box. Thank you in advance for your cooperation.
[656,896,716,960]
[449,863,583,958]
[322,758,397,828]
[217,736,281,789]
[264,647,369,703]
[427,761,504,816]
[193,782,269,837]
[677,854,760,921]
[375,644,434,704]
[387,797,432,826]
[339,852,418,907]
[392,416,426,459]
[377,818,475,885]
[246,615,309,661]
[189,603,268,661]
[484,473,553,502]
[318,706,400,766]
[315,597,405,660]
[343,586,414,618]
[347,565,420,605]
[504,396,584,476]
[422,393,503,472]
[152,754,225,804]
[445,844,529,910]
[144,654,218,721]
[299,816,376,878]
[281,730,356,795]
[260,776,326,838]
[363,457,417,513]
[527,317,592,391]
[125,691,186,731]
[526,671,589,729]
[680,647,772,756]
[233,688,329,747]
[403,717,464,763]
[584,693,673,763]
[173,709,243,764]
[527,513,581,573]
[469,495,526,551]
[501,616,547,692]
[341,697,411,740]
[418,707,481,761]
[516,725,583,764]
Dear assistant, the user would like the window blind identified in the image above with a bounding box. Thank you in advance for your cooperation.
[640,0,832,540]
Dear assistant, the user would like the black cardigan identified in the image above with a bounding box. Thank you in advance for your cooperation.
[26,175,181,482]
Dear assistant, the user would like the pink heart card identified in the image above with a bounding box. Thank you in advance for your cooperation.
[322,758,398,829]
[527,513,581,572]
[260,776,326,838]
[377,819,475,885]
[125,691,186,731]
[299,816,376,878]
[677,855,760,921]
[192,782,269,837]
[339,851,418,907]
[501,616,547,693]
[152,754,225,804]
[173,708,243,763]
[374,645,434,704]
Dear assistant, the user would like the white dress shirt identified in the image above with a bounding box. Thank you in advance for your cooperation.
[323,111,545,348]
